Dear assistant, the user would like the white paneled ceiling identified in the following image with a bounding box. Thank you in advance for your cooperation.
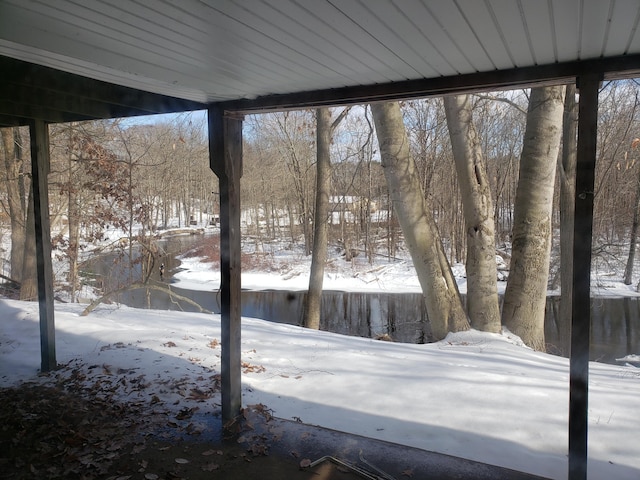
[1,0,639,106]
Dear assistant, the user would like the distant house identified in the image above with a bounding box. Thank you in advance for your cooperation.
[329,196,378,225]
[329,196,377,214]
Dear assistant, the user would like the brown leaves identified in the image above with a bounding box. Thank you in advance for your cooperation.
[201,462,220,471]
[175,406,197,420]
[241,361,266,374]
[0,383,151,478]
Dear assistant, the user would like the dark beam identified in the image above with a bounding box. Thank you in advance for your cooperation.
[29,119,56,372]
[0,100,97,125]
[208,106,243,422]
[569,74,601,480]
[221,54,640,114]
[1,83,162,121]
[0,113,26,127]
[0,56,206,124]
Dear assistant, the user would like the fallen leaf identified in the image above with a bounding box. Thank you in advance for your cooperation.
[202,463,220,471]
[401,468,414,477]
[131,444,146,454]
[144,474,159,480]
[201,449,217,456]
[175,458,189,464]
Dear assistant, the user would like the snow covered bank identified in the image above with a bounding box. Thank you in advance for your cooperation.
[1,299,639,479]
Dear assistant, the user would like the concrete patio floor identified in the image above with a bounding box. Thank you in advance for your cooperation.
[233,407,551,480]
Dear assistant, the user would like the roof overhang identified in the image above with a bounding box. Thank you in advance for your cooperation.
[1,1,639,124]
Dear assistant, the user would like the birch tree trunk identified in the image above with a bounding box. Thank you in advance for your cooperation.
[444,95,501,333]
[371,101,469,340]
[502,86,566,351]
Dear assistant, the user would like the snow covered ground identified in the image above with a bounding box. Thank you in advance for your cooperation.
[1,247,640,479]
[1,231,640,478]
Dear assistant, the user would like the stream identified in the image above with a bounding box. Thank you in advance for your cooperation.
[83,234,640,366]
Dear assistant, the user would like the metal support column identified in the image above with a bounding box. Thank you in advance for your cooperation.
[208,105,243,422]
[29,119,56,372]
[569,74,601,480]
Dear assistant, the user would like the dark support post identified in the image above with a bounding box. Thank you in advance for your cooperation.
[208,105,243,422]
[29,119,56,372]
[569,74,601,480]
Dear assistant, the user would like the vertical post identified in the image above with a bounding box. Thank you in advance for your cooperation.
[569,74,601,480]
[29,119,56,372]
[208,105,243,422]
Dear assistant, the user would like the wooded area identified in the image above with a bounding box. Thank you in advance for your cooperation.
[1,81,640,351]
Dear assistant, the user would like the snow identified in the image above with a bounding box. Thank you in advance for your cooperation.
[1,234,640,479]
[1,289,639,478]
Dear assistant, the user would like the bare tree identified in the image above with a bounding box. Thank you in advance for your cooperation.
[502,86,566,351]
[20,186,37,300]
[371,101,469,340]
[305,107,349,330]
[0,127,28,283]
[556,84,578,354]
[625,138,640,285]
[444,94,501,333]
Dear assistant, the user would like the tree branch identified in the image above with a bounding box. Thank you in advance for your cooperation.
[80,281,212,316]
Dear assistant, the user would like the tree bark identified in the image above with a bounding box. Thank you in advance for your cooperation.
[305,107,349,330]
[444,95,501,333]
[558,84,578,354]
[20,186,38,301]
[624,138,640,285]
[502,86,566,351]
[1,127,27,282]
[371,101,469,340]
[304,108,332,329]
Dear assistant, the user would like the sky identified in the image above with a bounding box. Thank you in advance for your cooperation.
[1,250,640,480]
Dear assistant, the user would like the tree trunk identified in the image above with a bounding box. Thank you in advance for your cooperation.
[305,107,349,330]
[67,128,81,303]
[304,108,331,329]
[371,101,469,340]
[558,84,578,354]
[20,185,38,301]
[624,138,640,285]
[502,86,566,351]
[444,95,501,333]
[1,127,27,282]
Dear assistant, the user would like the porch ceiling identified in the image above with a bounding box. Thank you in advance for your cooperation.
[1,0,640,125]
